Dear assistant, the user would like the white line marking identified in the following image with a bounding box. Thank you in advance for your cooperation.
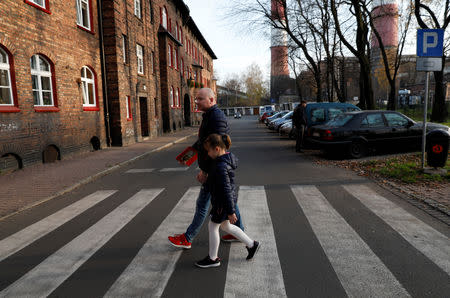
[0,190,117,262]
[159,167,189,172]
[291,185,410,298]
[225,186,287,298]
[105,187,200,297]
[125,169,155,173]
[0,189,163,297]
[344,184,450,275]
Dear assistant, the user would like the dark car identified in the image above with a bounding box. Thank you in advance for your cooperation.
[308,110,450,158]
[286,102,360,139]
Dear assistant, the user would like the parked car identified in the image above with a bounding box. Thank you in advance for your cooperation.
[308,110,450,158]
[281,102,361,138]
[268,111,293,131]
[260,111,275,122]
[234,112,242,119]
[265,111,289,125]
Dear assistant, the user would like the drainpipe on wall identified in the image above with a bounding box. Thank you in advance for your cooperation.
[97,0,112,147]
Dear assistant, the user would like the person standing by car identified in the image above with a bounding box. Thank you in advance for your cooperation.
[168,88,245,249]
[292,100,308,152]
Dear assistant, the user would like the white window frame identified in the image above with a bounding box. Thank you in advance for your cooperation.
[30,0,46,8]
[122,35,127,63]
[31,54,54,107]
[162,7,168,29]
[174,47,178,70]
[168,44,172,67]
[137,44,144,75]
[134,0,142,18]
[0,48,13,106]
[126,96,131,119]
[170,86,175,107]
[81,66,96,107]
[76,0,91,30]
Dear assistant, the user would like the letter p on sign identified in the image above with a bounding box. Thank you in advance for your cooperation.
[417,29,444,57]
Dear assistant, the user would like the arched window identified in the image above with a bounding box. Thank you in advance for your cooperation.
[161,6,168,29]
[168,44,173,68]
[180,58,184,77]
[170,86,174,107]
[81,66,97,108]
[31,54,54,107]
[175,88,179,107]
[0,47,13,106]
[177,88,181,107]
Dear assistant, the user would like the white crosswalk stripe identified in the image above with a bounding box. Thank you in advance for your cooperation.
[159,167,189,172]
[125,168,156,173]
[225,186,287,297]
[1,184,448,297]
[105,187,200,297]
[0,190,117,263]
[291,185,410,297]
[0,189,163,297]
[344,184,450,276]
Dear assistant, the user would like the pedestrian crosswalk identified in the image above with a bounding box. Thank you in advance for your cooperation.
[0,184,449,297]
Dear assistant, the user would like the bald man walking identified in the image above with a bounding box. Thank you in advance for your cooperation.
[168,88,245,249]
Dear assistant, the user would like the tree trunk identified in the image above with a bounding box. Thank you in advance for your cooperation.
[431,69,448,122]
[387,80,396,111]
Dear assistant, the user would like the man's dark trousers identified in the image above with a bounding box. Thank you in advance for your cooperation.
[295,124,306,152]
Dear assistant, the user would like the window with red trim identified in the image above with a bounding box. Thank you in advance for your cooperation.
[170,86,175,108]
[24,0,51,14]
[174,48,178,70]
[126,96,132,120]
[76,0,94,33]
[31,54,59,112]
[0,45,19,113]
[81,66,99,111]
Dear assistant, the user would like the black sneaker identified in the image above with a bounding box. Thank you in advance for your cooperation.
[195,256,221,268]
[246,241,260,260]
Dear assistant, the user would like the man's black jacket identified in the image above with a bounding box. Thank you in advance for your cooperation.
[292,105,307,127]
[192,105,230,174]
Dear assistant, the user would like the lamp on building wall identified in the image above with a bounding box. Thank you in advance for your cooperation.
[76,77,82,86]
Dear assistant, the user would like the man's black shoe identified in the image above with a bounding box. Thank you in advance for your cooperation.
[246,241,260,260]
[195,256,221,268]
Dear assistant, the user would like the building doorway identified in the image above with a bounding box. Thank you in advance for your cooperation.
[139,97,149,137]
[184,94,191,126]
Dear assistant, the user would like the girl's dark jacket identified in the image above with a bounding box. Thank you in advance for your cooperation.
[208,152,238,223]
[192,105,230,174]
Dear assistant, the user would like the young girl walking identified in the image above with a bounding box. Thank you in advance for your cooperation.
[195,134,260,268]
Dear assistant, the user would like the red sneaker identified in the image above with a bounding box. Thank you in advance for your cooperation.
[221,234,239,242]
[168,233,191,249]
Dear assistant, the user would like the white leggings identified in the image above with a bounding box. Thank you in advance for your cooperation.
[208,219,254,260]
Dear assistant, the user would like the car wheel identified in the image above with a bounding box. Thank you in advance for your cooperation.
[348,141,367,159]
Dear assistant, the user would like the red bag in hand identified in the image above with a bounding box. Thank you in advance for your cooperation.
[176,147,198,166]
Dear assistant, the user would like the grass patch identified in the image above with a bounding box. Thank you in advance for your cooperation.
[369,154,450,183]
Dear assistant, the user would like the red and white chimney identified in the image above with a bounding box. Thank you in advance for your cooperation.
[270,0,290,101]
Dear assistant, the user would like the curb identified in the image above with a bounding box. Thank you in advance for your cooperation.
[0,133,197,222]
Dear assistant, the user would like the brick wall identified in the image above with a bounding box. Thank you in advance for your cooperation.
[0,0,106,168]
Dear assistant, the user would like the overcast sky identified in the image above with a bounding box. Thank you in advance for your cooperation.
[183,0,271,84]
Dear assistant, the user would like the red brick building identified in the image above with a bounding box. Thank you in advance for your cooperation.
[102,0,216,145]
[0,0,106,170]
[0,0,217,170]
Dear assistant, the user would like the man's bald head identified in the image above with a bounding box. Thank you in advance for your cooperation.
[195,88,216,111]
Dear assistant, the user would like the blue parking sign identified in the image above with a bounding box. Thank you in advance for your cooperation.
[417,29,444,57]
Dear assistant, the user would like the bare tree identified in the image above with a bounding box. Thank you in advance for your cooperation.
[415,0,450,122]
[331,0,375,109]
[242,63,270,106]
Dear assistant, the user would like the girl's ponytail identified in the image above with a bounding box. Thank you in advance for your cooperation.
[221,134,232,150]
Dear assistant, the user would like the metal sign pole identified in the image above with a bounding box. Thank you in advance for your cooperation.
[421,71,430,169]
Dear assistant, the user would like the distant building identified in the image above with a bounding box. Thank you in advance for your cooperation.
[216,85,248,107]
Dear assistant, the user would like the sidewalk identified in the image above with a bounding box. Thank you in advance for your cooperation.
[0,127,198,221]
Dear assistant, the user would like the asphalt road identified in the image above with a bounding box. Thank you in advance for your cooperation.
[0,116,449,297]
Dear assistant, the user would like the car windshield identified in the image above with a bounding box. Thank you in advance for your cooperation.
[326,113,355,127]
[282,111,293,119]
